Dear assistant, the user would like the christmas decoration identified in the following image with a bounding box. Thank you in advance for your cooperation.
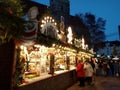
[0,0,25,44]
[14,47,25,86]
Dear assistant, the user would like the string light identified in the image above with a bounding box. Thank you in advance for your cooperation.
[67,27,73,44]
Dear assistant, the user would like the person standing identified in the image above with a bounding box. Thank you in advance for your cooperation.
[118,61,120,76]
[114,60,119,76]
[84,60,94,86]
[76,60,85,87]
[109,60,114,76]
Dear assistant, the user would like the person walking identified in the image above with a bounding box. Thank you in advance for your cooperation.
[76,60,85,87]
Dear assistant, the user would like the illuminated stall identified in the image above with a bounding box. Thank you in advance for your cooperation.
[15,43,78,85]
[75,37,94,62]
[14,6,94,88]
[14,6,79,86]
[20,45,50,78]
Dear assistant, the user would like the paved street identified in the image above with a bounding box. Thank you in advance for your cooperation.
[67,76,120,90]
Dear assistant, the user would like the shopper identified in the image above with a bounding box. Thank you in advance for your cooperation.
[109,60,114,76]
[102,61,108,76]
[118,61,120,76]
[84,60,94,86]
[114,60,119,76]
[76,60,85,87]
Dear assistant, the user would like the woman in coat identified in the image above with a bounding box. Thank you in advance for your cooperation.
[84,60,94,86]
[76,60,85,87]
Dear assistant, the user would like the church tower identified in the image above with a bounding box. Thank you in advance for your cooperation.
[50,0,70,26]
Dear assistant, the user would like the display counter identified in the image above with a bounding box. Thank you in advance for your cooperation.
[14,69,77,90]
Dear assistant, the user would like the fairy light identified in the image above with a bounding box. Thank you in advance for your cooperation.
[55,22,57,25]
[47,16,49,19]
[44,17,46,20]
[20,45,24,50]
[52,19,54,22]
[81,37,85,49]
[67,27,73,44]
[41,24,44,28]
[42,20,45,23]
[40,16,58,39]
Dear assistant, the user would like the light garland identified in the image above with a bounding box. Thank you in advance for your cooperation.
[40,16,59,39]
[67,27,73,44]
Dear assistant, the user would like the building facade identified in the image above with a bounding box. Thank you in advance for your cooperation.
[96,41,120,58]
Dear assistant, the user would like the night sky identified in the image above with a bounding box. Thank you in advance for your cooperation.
[32,0,120,41]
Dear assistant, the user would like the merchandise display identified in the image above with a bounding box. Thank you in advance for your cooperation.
[19,44,77,84]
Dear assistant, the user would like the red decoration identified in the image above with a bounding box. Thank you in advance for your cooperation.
[21,57,26,62]
[24,29,37,37]
[7,8,13,14]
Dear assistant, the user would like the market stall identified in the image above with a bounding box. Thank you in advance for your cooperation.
[14,41,78,85]
[13,6,93,87]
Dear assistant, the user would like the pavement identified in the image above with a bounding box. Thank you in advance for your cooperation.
[67,76,120,90]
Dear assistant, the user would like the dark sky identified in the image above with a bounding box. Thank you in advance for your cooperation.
[32,0,120,41]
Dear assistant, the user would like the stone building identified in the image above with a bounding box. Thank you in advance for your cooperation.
[95,41,120,58]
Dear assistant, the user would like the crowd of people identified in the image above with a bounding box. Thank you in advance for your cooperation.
[76,57,120,87]
[97,59,120,77]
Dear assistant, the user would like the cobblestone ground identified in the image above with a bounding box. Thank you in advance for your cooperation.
[67,76,120,90]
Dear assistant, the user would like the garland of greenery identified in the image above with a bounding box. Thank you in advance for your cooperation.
[14,47,25,87]
[37,32,79,51]
[0,0,25,44]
